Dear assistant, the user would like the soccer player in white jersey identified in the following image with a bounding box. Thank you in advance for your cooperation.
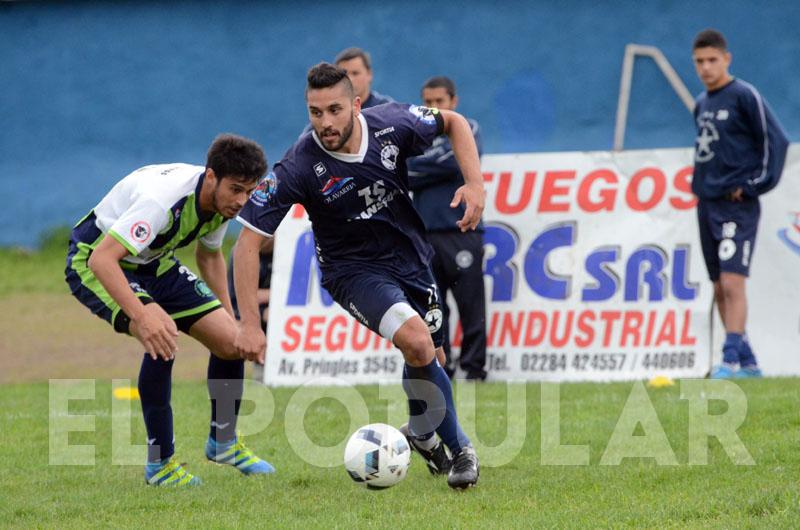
[66,134,274,486]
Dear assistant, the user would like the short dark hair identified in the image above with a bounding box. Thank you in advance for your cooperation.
[422,76,457,98]
[206,134,267,183]
[693,29,727,51]
[306,62,354,97]
[335,47,372,70]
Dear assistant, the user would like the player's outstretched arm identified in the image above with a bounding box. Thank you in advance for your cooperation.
[195,243,234,316]
[440,109,485,232]
[88,236,179,360]
[233,227,270,363]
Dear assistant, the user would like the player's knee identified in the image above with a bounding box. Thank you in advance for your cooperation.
[719,274,745,301]
[210,345,240,361]
[398,333,435,367]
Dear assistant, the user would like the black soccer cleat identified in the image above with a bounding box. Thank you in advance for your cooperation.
[447,446,479,489]
[398,423,452,475]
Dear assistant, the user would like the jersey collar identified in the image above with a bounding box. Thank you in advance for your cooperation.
[311,113,368,163]
[194,170,214,222]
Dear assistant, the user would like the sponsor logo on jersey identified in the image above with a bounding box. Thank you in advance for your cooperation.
[349,302,369,327]
[409,105,440,124]
[251,172,277,206]
[194,280,213,298]
[374,126,395,138]
[380,142,400,171]
[320,175,356,204]
[130,221,152,243]
[314,162,327,177]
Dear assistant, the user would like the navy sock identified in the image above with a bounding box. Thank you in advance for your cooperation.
[207,354,244,444]
[402,364,434,441]
[138,354,174,463]
[722,332,743,365]
[403,359,470,455]
[738,334,758,367]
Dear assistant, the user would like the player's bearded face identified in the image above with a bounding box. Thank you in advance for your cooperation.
[318,110,355,151]
[307,84,360,152]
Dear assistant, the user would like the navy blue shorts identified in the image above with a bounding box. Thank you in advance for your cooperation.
[65,221,221,334]
[696,197,760,281]
[321,265,445,347]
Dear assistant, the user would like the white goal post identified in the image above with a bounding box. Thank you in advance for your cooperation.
[613,44,696,151]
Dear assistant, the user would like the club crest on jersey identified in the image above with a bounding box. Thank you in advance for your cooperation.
[380,142,400,171]
[695,119,719,163]
[130,221,151,243]
[424,307,443,333]
[251,172,277,206]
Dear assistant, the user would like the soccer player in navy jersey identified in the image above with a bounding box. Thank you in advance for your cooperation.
[691,29,789,378]
[234,63,484,489]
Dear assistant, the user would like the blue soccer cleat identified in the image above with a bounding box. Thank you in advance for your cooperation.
[734,365,763,379]
[206,436,275,475]
[145,459,201,487]
[710,364,737,379]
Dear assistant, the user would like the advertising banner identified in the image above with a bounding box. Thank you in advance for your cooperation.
[260,146,799,385]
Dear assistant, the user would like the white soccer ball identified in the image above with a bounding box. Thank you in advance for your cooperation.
[343,423,411,489]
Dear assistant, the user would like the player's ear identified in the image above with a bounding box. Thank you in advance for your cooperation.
[206,168,218,185]
[451,95,459,111]
[353,95,362,115]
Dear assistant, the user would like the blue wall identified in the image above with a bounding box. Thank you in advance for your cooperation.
[2,0,799,246]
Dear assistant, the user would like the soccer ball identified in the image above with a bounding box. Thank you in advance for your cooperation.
[343,423,411,489]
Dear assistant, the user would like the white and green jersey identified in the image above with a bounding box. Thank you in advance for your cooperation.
[82,163,228,266]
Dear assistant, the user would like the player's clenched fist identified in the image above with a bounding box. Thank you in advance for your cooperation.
[131,304,179,361]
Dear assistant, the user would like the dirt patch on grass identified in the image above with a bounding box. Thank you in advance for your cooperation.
[0,293,250,383]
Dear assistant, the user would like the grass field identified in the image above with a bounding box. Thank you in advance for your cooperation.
[2,233,800,528]
[2,379,800,528]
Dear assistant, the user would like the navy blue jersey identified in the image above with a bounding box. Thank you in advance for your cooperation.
[408,117,483,232]
[362,90,394,108]
[238,102,444,276]
[693,78,789,200]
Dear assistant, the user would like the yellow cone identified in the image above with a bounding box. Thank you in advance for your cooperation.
[113,386,140,400]
[647,375,675,388]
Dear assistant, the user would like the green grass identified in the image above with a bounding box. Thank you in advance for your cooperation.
[1,379,799,528]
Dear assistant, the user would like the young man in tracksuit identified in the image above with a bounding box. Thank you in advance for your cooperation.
[691,29,789,378]
[407,76,487,381]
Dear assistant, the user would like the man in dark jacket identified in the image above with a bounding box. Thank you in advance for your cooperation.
[691,29,789,378]
[408,76,487,380]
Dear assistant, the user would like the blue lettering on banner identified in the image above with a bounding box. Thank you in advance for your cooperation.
[483,224,519,302]
[582,246,620,302]
[624,246,667,301]
[523,222,575,300]
[286,230,334,307]
[671,245,699,301]
[284,224,699,307]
